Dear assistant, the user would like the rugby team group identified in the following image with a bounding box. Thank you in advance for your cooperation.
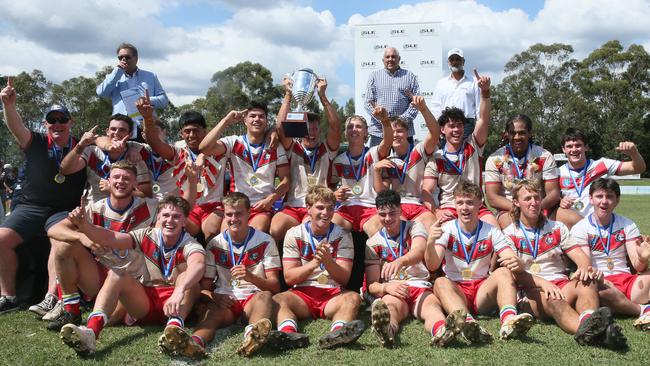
[0,43,649,359]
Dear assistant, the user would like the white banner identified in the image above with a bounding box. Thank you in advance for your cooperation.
[354,22,443,141]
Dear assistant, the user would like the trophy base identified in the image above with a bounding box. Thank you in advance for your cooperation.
[283,112,308,137]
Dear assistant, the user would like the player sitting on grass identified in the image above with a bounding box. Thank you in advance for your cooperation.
[571,178,650,332]
[504,180,625,349]
[365,189,465,348]
[58,195,205,357]
[426,180,535,343]
[273,186,365,349]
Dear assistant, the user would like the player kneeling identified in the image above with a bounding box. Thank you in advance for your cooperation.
[426,181,534,343]
[365,190,462,347]
[273,186,365,349]
[158,192,285,358]
[505,180,625,349]
[59,196,205,357]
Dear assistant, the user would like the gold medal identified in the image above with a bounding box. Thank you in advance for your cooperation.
[574,201,584,211]
[396,267,409,281]
[152,183,161,194]
[317,273,329,285]
[606,258,615,271]
[529,262,541,274]
[54,173,65,184]
[231,279,240,288]
[196,181,205,193]
[249,175,259,186]
[461,268,473,280]
[307,174,318,186]
[351,184,363,195]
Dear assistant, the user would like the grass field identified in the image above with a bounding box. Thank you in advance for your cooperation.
[1,195,649,366]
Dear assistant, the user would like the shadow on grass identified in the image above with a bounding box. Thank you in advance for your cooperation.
[92,327,160,360]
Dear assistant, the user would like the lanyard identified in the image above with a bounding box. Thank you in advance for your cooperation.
[569,160,591,197]
[100,148,128,179]
[346,147,367,182]
[158,229,185,278]
[302,144,318,174]
[226,228,254,266]
[306,222,334,270]
[187,148,197,162]
[380,221,406,259]
[147,152,165,182]
[51,135,72,170]
[506,143,529,179]
[442,144,464,175]
[518,222,540,260]
[454,220,483,265]
[589,214,615,256]
[393,144,413,184]
[243,135,265,173]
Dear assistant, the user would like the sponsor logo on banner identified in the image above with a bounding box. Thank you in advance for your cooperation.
[373,44,389,51]
[390,28,407,37]
[361,29,377,38]
[419,27,437,35]
[399,60,409,68]
[420,59,437,67]
[361,61,377,69]
[420,91,435,97]
[360,92,366,99]
[402,43,419,51]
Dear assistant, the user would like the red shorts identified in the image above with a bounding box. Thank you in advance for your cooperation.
[132,286,175,325]
[440,205,494,219]
[401,203,430,221]
[249,206,274,222]
[404,286,431,317]
[551,278,572,289]
[335,205,377,232]
[188,202,223,226]
[228,293,256,319]
[290,286,342,319]
[455,279,486,315]
[280,206,308,223]
[605,273,639,300]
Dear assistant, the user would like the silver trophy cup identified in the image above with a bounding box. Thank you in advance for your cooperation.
[283,68,318,137]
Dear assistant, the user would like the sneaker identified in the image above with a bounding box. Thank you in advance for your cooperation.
[0,296,19,315]
[318,320,365,349]
[602,323,627,350]
[158,325,207,359]
[29,293,58,317]
[633,314,650,332]
[47,310,81,331]
[431,309,467,347]
[462,320,492,344]
[499,313,534,340]
[237,318,272,357]
[371,299,393,347]
[265,330,310,351]
[60,324,96,356]
[42,300,64,321]
[574,307,611,346]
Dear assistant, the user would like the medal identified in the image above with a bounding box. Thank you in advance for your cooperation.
[569,160,590,203]
[307,174,317,186]
[589,214,615,269]
[54,172,66,184]
[152,183,161,194]
[158,229,185,280]
[352,184,363,195]
[249,175,259,187]
[306,222,335,285]
[518,222,541,273]
[461,268,473,280]
[380,221,407,280]
[303,144,319,184]
[574,200,584,211]
[396,268,409,281]
[442,144,465,175]
[226,228,254,288]
[530,262,541,274]
[392,144,413,186]
[231,279,240,288]
[196,181,205,193]
[455,220,482,279]
[243,135,266,185]
[506,143,529,180]
[317,273,329,285]
[606,258,615,271]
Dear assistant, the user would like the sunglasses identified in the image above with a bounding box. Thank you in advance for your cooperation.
[118,55,133,61]
[46,116,70,124]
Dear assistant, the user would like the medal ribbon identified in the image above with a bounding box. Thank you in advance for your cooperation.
[158,228,186,279]
[303,144,319,174]
[346,147,368,182]
[569,159,591,197]
[306,222,334,271]
[517,222,540,260]
[226,228,254,266]
[187,148,197,162]
[243,135,265,173]
[380,221,406,260]
[147,152,165,182]
[589,214,615,256]
[393,144,413,184]
[454,220,483,265]
[442,144,464,175]
[51,135,73,170]
[506,143,529,179]
[106,197,135,258]
[100,148,128,179]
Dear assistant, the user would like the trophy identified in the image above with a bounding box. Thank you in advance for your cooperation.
[283,68,319,137]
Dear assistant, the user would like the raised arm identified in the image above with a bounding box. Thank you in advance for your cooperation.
[616,141,646,175]
[138,90,175,160]
[317,78,341,151]
[409,93,439,154]
[1,77,32,149]
[67,203,134,250]
[96,67,124,98]
[199,110,246,156]
[399,78,420,122]
[276,77,294,150]
[59,126,100,175]
[373,106,394,158]
[472,69,491,147]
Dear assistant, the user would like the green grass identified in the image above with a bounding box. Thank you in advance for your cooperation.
[1,196,650,366]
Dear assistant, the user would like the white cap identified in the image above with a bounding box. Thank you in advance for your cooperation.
[3,164,11,169]
[447,48,464,58]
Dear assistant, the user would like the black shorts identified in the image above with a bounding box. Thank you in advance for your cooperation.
[0,203,69,242]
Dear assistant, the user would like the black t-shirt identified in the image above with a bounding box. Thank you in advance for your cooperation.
[21,132,86,210]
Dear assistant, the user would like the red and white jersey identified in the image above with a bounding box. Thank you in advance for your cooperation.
[172,140,226,206]
[424,135,484,208]
[86,196,158,279]
[382,142,431,205]
[559,158,622,216]
[204,228,281,300]
[570,214,640,276]
[220,135,288,204]
[365,221,430,286]
[435,220,513,282]
[333,146,385,207]
[504,220,577,281]
[284,141,337,208]
[129,227,205,287]
[283,223,354,289]
[485,144,558,200]
[138,144,177,200]
[82,142,150,203]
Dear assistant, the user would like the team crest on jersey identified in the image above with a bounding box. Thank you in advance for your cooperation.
[152,250,160,260]
[302,245,312,257]
[562,178,572,187]
[250,252,259,261]
[343,167,350,175]
[616,233,625,242]
[381,247,388,258]
[545,236,554,244]
[220,253,228,263]
[478,243,487,252]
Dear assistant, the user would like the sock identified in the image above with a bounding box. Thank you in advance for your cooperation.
[62,292,81,315]
[167,316,184,328]
[578,310,594,325]
[465,313,476,322]
[330,320,346,332]
[432,320,446,337]
[56,282,62,300]
[499,305,517,324]
[4,295,16,302]
[191,335,205,348]
[640,304,650,316]
[87,311,108,338]
[278,319,298,333]
[244,324,254,338]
